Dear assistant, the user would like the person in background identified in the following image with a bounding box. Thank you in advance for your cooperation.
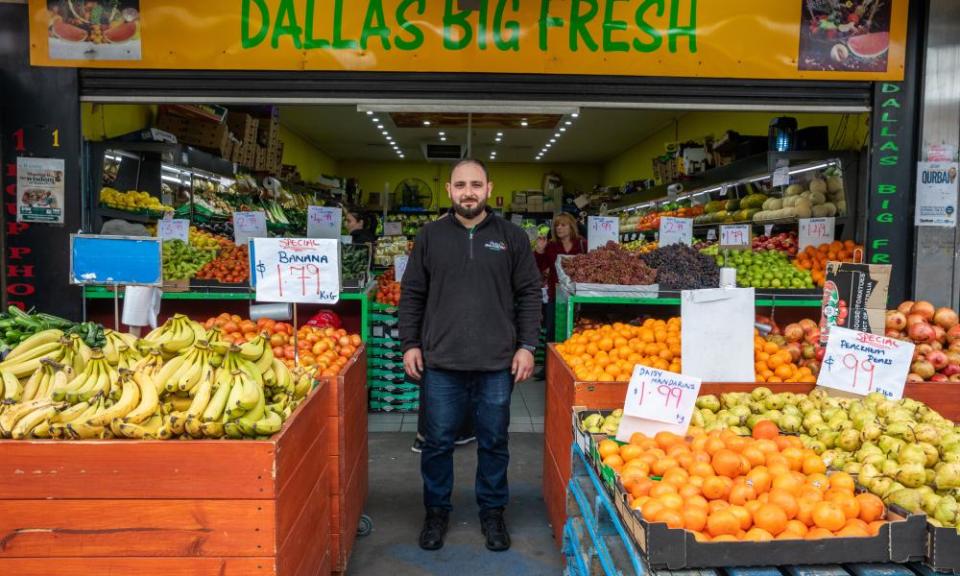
[534,212,587,373]
[399,159,541,552]
[344,206,378,245]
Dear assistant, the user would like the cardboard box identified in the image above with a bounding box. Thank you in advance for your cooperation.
[819,262,891,344]
[614,479,927,570]
[226,112,258,149]
[156,112,230,157]
[926,522,960,574]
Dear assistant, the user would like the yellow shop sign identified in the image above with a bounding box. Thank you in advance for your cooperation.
[30,0,908,81]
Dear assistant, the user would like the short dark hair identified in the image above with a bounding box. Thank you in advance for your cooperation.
[450,158,489,182]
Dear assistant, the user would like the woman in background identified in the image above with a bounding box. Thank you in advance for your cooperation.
[344,206,378,245]
[534,212,587,376]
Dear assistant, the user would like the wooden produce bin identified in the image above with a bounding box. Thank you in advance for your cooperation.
[325,346,369,574]
[543,344,960,548]
[0,355,364,576]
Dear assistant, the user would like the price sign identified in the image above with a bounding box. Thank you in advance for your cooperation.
[720,224,751,248]
[817,326,914,400]
[773,159,790,187]
[587,216,619,251]
[764,225,774,236]
[233,211,267,246]
[384,221,403,236]
[307,206,342,239]
[394,255,409,282]
[249,238,340,304]
[799,217,836,250]
[659,217,692,246]
[706,228,717,241]
[340,235,353,244]
[156,218,189,243]
[623,365,701,427]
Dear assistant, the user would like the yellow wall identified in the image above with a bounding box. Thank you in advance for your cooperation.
[82,103,157,141]
[602,112,870,188]
[339,160,601,209]
[279,125,339,182]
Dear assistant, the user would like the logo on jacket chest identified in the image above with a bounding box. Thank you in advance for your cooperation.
[483,240,507,252]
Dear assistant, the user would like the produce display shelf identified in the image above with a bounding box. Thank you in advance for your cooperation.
[96,206,161,223]
[84,286,369,301]
[565,441,936,576]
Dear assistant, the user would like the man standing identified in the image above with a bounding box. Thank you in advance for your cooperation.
[399,159,541,552]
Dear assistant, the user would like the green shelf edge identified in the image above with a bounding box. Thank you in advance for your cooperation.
[85,287,369,301]
[566,295,821,307]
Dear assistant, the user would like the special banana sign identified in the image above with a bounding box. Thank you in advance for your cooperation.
[30,0,908,81]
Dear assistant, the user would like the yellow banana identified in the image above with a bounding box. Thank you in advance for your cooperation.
[1,369,22,403]
[186,367,214,419]
[12,405,58,439]
[199,420,224,438]
[202,370,232,422]
[0,398,59,436]
[66,397,106,439]
[3,329,64,362]
[20,364,47,402]
[235,386,265,436]
[53,400,91,424]
[86,374,140,426]
[116,413,164,439]
[123,372,160,425]
[252,410,283,436]
[238,335,267,361]
[1,346,65,379]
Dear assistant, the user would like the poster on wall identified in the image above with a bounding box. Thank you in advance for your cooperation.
[915,162,958,227]
[798,0,893,73]
[16,157,65,224]
[46,0,141,61]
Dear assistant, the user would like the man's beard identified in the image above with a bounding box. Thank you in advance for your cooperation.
[453,197,486,219]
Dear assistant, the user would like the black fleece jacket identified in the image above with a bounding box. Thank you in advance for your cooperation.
[398,209,542,372]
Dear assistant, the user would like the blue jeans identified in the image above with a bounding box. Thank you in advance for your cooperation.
[421,367,513,512]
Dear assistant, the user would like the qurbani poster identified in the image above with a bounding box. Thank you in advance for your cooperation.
[16,157,65,225]
[915,161,959,227]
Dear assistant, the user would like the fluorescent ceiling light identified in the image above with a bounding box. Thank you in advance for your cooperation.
[521,120,528,127]
[560,127,566,132]
[565,121,572,125]
[358,104,580,115]
[572,112,579,118]
[549,139,556,143]
[423,120,431,126]
[440,137,447,141]
[366,111,373,115]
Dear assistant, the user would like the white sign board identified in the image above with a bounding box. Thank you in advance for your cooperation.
[772,159,791,187]
[799,217,835,250]
[659,217,693,247]
[233,211,268,246]
[394,255,409,282]
[915,161,958,227]
[587,216,619,251]
[816,326,914,400]
[720,224,751,248]
[156,218,189,243]
[384,221,403,236]
[307,206,342,239]
[681,288,755,382]
[623,365,701,427]
[250,238,340,304]
[17,156,65,224]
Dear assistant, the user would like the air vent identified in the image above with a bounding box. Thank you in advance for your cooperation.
[421,143,465,162]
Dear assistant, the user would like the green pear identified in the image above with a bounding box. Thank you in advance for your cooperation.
[899,444,929,466]
[818,430,839,449]
[696,395,720,412]
[921,443,941,467]
[808,440,827,455]
[843,462,862,475]
[861,423,883,442]
[916,424,941,446]
[798,399,817,414]
[780,414,802,434]
[935,463,960,490]
[750,386,772,401]
[888,488,924,514]
[897,462,929,489]
[838,429,862,452]
[802,412,825,430]
[934,495,958,526]
[923,492,944,516]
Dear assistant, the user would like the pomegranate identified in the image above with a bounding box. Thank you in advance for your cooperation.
[916,343,934,358]
[951,374,960,382]
[785,342,802,362]
[801,343,816,360]
[931,374,949,383]
[947,324,960,344]
[909,322,937,343]
[907,373,925,383]
[798,318,818,333]
[907,314,927,327]
[928,350,949,371]
[911,301,936,321]
[783,323,804,343]
[950,340,960,354]
[912,360,936,380]
[933,325,947,344]
[943,364,960,377]
[886,311,907,331]
[898,301,915,315]
[886,329,904,339]
[946,351,960,366]
[934,307,959,330]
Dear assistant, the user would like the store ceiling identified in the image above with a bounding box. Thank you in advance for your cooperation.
[278,105,682,165]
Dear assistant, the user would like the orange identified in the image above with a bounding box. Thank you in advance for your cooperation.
[867,520,886,536]
[683,507,708,532]
[856,493,885,523]
[654,431,684,450]
[829,493,861,520]
[743,527,774,542]
[602,454,624,469]
[621,468,649,488]
[836,523,870,538]
[658,493,684,511]
[641,499,665,521]
[746,467,772,494]
[767,489,799,520]
[658,509,685,529]
[689,461,715,478]
[728,505,753,531]
[777,530,803,540]
[598,439,620,459]
[702,476,731,501]
[755,439,779,455]
[678,484,702,499]
[711,534,738,542]
[771,473,802,496]
[692,531,711,542]
[796,499,816,527]
[742,446,766,468]
[651,457,679,477]
[728,483,757,506]
[806,473,830,493]
[711,449,743,479]
[753,503,788,535]
[629,432,648,446]
[704,437,726,456]
[708,500,731,514]
[684,494,710,512]
[630,478,655,499]
[630,495,651,510]
[812,501,846,532]
[620,444,644,463]
[802,455,827,475]
[706,510,741,538]
[725,436,749,453]
[829,472,856,493]
[744,500,764,517]
[806,527,834,540]
[781,447,805,471]
[785,519,809,536]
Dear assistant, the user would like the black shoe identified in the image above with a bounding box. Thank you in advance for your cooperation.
[480,508,511,552]
[454,435,476,446]
[419,507,449,550]
[411,436,425,453]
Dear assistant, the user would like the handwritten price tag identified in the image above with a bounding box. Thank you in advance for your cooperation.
[250,238,340,304]
[587,216,619,251]
[307,206,342,239]
[156,219,189,243]
[623,365,701,428]
[659,217,692,247]
[799,217,835,250]
[720,224,751,248]
[233,211,267,246]
[394,255,409,282]
[816,326,914,400]
[384,221,402,236]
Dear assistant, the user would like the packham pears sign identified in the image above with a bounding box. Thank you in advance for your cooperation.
[29,0,908,81]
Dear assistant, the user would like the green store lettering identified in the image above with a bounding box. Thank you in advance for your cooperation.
[241,0,697,55]
[869,83,903,265]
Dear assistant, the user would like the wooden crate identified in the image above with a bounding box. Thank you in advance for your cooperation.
[0,354,356,576]
[543,344,960,548]
[323,347,369,574]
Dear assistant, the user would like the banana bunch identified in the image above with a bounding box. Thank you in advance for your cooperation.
[51,351,114,404]
[102,329,138,366]
[59,333,92,374]
[138,314,206,358]
[0,329,69,379]
[154,340,214,395]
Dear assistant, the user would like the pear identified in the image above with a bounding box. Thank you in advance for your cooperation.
[721,413,742,427]
[783,404,801,417]
[942,451,960,465]
[838,429,862,452]
[934,495,959,526]
[920,443,941,467]
[860,463,882,485]
[803,412,825,430]
[900,398,923,413]
[780,414,802,434]
[808,440,827,455]
[882,459,902,478]
[935,462,960,490]
[696,395,720,412]
[879,435,905,457]
[700,409,717,425]
[691,411,706,428]
[923,492,944,516]
[587,426,602,433]
[883,481,907,499]
[928,469,937,487]
[862,454,885,468]
[761,410,783,425]
[843,462,862,475]
[798,399,817,414]
[888,488,924,514]
[870,477,895,498]
[819,430,840,449]
[822,407,842,421]
[750,386,773,401]
[861,423,883,442]
[764,394,786,411]
[915,423,941,446]
[899,444,929,466]
[581,414,603,429]
[730,404,752,420]
[807,423,829,437]
[896,462,929,489]
[610,408,624,418]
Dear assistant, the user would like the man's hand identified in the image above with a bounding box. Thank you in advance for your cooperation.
[403,347,424,380]
[512,348,535,383]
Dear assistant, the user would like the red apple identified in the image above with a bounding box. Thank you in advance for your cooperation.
[947,324,960,344]
[942,364,960,377]
[907,314,928,328]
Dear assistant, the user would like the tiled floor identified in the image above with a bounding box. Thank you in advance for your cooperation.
[368,377,546,433]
